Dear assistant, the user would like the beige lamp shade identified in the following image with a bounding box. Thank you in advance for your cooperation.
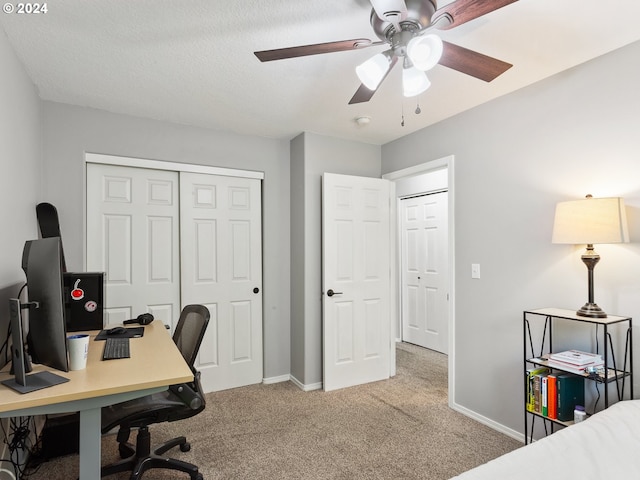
[552,196,629,245]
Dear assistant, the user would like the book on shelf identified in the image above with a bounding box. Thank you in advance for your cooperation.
[556,373,585,422]
[541,375,549,417]
[534,374,541,413]
[526,367,549,413]
[547,374,557,419]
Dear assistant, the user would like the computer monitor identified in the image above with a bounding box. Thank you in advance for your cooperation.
[1,238,70,393]
[23,237,70,372]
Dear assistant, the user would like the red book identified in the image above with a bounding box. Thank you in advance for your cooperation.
[547,374,557,419]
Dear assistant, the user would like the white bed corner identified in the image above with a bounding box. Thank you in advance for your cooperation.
[451,400,640,479]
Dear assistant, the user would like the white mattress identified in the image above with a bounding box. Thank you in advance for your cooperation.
[451,400,640,479]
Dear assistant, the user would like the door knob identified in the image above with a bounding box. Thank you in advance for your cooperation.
[253,287,260,294]
[327,289,343,297]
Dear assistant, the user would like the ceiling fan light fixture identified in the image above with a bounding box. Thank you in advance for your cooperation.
[407,34,443,71]
[402,67,430,97]
[355,51,392,90]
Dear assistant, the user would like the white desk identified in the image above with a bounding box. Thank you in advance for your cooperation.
[0,321,193,479]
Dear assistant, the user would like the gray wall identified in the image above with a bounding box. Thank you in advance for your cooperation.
[290,132,381,387]
[40,102,292,380]
[0,27,41,360]
[382,40,640,435]
[0,27,42,476]
[290,134,306,383]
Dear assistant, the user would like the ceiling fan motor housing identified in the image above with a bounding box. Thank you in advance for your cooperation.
[370,0,437,42]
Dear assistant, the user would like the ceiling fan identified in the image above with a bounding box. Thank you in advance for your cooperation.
[254,0,517,104]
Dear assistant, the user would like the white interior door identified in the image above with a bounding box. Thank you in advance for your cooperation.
[322,173,392,391]
[180,172,263,392]
[401,191,448,353]
[86,163,181,327]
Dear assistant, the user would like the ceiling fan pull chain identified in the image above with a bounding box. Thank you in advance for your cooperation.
[401,101,405,127]
[415,100,421,115]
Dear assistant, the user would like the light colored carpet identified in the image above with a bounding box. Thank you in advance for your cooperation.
[25,343,521,479]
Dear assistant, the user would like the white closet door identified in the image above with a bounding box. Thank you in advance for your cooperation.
[401,191,448,353]
[86,164,181,327]
[179,173,263,392]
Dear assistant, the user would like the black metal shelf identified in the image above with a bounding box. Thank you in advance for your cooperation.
[526,357,631,384]
[523,308,633,444]
[526,409,573,428]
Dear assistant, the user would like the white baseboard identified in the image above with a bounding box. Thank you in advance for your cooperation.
[262,374,323,391]
[262,374,290,385]
[450,401,525,444]
[289,375,322,392]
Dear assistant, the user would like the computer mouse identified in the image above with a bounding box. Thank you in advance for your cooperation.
[106,326,127,336]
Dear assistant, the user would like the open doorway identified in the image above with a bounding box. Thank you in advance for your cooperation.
[383,155,455,406]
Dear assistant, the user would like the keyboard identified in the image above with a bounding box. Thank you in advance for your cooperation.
[102,337,131,360]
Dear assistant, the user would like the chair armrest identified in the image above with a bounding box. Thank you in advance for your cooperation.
[169,372,204,410]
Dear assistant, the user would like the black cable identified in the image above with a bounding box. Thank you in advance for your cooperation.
[590,324,601,415]
[1,415,44,479]
[22,414,49,478]
[3,417,25,478]
[10,417,32,479]
[1,283,28,366]
[1,321,9,366]
[1,416,23,478]
[593,382,601,414]
[584,380,601,416]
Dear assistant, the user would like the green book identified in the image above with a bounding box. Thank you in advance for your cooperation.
[541,374,548,416]
[526,367,549,413]
[556,373,585,421]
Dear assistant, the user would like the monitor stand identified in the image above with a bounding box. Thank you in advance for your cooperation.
[1,299,69,394]
[2,371,69,394]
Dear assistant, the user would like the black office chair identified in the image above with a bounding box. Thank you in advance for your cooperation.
[101,305,210,480]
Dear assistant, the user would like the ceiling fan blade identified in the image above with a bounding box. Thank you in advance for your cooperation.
[349,84,377,105]
[369,0,408,24]
[432,0,518,30]
[439,41,512,82]
[255,39,377,62]
[349,56,398,104]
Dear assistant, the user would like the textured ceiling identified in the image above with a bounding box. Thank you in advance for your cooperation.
[1,0,639,145]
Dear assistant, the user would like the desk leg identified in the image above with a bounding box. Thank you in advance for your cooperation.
[79,407,101,480]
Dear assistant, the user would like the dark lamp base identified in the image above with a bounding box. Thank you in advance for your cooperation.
[577,302,608,318]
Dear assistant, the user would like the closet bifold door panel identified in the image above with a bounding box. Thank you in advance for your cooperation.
[179,172,263,392]
[86,163,181,329]
[86,163,263,393]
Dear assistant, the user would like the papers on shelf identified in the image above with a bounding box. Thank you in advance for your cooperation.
[546,350,604,376]
[548,350,603,367]
[544,360,602,376]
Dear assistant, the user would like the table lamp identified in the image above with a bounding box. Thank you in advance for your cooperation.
[552,195,629,318]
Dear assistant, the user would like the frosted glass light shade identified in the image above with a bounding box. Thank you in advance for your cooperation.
[407,34,443,71]
[402,67,430,97]
[552,196,629,245]
[355,53,391,90]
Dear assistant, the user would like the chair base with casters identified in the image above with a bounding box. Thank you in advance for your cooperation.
[101,304,210,480]
[101,424,202,480]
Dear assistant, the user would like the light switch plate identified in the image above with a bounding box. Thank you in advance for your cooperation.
[471,263,481,279]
